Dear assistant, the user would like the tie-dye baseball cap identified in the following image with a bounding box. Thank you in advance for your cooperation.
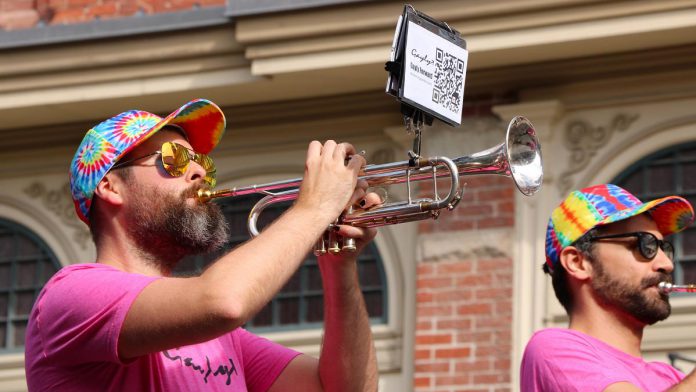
[69,98,226,224]
[545,184,694,272]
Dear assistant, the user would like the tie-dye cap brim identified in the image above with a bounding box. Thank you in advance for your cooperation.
[545,184,694,272]
[69,98,226,224]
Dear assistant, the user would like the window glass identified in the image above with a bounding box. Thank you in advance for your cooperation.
[0,219,61,352]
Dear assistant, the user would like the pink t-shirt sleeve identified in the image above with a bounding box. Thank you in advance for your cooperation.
[32,264,158,366]
[235,328,302,392]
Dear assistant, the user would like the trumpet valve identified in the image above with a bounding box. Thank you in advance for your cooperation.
[342,238,357,253]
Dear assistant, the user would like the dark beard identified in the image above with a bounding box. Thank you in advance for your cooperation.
[127,184,229,271]
[591,260,672,325]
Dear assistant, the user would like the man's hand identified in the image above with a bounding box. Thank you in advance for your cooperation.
[333,179,381,255]
[295,140,366,226]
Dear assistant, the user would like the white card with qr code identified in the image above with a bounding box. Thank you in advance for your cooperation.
[403,21,468,126]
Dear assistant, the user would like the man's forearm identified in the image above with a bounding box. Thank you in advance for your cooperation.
[199,205,332,327]
[318,256,379,392]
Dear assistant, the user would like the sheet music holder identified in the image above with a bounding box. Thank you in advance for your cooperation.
[385,5,468,129]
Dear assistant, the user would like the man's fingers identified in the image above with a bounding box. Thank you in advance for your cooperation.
[321,140,337,160]
[306,140,322,162]
[335,142,357,161]
[360,192,383,209]
[348,187,367,208]
[335,225,377,241]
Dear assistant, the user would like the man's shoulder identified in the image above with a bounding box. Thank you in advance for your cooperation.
[525,328,597,354]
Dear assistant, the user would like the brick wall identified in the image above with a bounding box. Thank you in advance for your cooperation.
[415,176,515,391]
[0,0,225,31]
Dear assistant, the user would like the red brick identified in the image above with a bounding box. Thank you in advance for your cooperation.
[436,318,472,330]
[456,204,494,217]
[437,262,473,275]
[66,0,97,7]
[494,359,511,370]
[415,362,451,373]
[478,216,514,228]
[89,3,119,18]
[416,263,434,275]
[0,9,39,29]
[457,331,493,343]
[435,347,471,359]
[0,0,34,12]
[498,200,515,214]
[433,289,472,302]
[434,375,470,386]
[417,304,453,317]
[476,316,512,329]
[415,333,453,345]
[414,349,431,361]
[417,277,453,289]
[478,258,511,272]
[416,320,433,331]
[48,0,66,8]
[413,377,431,388]
[455,360,491,372]
[416,291,434,303]
[457,303,492,315]
[51,8,89,24]
[456,274,493,286]
[475,344,512,357]
[475,287,511,300]
[473,373,506,384]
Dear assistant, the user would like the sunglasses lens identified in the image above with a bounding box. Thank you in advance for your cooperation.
[638,233,658,259]
[161,142,190,177]
[195,154,216,188]
[662,241,674,260]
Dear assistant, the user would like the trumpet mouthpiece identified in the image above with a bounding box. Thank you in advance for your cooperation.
[196,189,213,202]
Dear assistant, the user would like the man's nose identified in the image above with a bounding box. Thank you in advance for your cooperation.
[186,160,207,184]
[653,247,674,274]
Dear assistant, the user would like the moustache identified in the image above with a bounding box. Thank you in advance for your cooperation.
[181,185,208,200]
[642,273,672,289]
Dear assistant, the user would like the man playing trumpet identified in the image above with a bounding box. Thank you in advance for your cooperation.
[24,99,380,391]
[521,183,695,391]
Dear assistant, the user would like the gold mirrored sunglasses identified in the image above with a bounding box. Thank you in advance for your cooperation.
[112,141,216,188]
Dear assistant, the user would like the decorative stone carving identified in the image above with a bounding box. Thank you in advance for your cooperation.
[559,114,639,194]
[23,182,91,249]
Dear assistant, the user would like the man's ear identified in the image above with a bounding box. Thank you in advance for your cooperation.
[93,172,125,207]
[559,246,593,281]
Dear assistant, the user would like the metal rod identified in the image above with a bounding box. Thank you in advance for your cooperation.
[658,282,696,293]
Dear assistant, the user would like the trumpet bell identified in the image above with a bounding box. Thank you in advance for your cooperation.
[507,117,544,196]
[453,116,543,196]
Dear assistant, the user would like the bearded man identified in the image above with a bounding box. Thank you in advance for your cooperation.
[24,99,380,391]
[521,183,696,391]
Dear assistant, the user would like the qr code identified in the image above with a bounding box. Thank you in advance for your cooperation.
[432,48,465,113]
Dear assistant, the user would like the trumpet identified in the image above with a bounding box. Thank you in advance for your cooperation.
[658,282,696,294]
[197,116,543,254]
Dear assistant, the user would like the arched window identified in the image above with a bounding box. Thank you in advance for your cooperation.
[0,218,61,352]
[613,142,696,285]
[174,194,388,331]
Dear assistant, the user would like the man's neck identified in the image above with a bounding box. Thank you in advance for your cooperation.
[95,230,176,277]
[569,304,644,357]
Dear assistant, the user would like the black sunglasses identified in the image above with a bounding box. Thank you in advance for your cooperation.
[589,231,674,261]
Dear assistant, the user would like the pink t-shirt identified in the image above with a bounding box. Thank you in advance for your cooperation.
[25,263,300,391]
[521,328,684,391]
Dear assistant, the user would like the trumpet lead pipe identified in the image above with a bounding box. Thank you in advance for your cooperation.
[658,282,696,293]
